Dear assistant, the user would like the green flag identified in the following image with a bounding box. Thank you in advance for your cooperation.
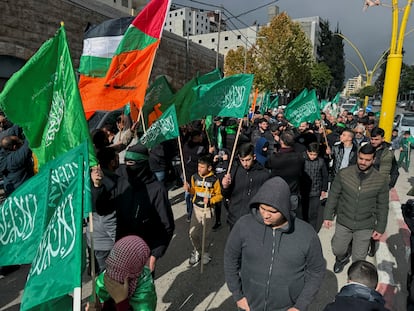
[268,95,279,110]
[350,101,361,113]
[191,74,254,120]
[259,91,271,115]
[143,75,174,125]
[161,69,222,126]
[0,142,91,266]
[0,26,96,168]
[285,89,321,127]
[332,92,341,104]
[139,105,179,149]
[320,99,329,110]
[20,147,87,311]
[197,68,222,84]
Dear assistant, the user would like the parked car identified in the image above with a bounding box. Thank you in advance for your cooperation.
[398,101,408,108]
[372,100,381,106]
[395,113,414,138]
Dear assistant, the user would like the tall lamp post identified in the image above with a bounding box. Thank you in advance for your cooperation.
[335,33,385,110]
[379,0,413,142]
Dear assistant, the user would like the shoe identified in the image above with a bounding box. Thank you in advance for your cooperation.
[202,253,212,265]
[189,250,200,265]
[333,256,350,274]
[186,216,191,223]
[368,238,378,257]
[212,222,221,231]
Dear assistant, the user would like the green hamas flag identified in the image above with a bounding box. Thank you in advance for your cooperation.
[139,105,179,149]
[332,92,341,104]
[259,91,271,115]
[0,142,91,266]
[289,88,308,107]
[268,95,279,110]
[143,75,174,125]
[197,68,222,84]
[285,89,321,127]
[20,146,87,311]
[0,25,96,168]
[191,74,254,120]
[161,69,222,126]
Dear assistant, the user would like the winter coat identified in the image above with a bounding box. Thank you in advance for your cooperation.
[265,147,304,195]
[302,153,329,197]
[224,177,326,311]
[222,161,270,226]
[0,139,34,196]
[254,137,269,166]
[323,283,389,311]
[324,165,389,233]
[330,142,358,180]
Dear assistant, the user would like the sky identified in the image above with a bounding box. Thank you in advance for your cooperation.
[174,0,414,81]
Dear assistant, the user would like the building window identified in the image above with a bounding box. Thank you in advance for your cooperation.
[224,36,228,41]
[197,30,199,34]
[189,20,191,24]
[169,21,172,25]
[181,11,183,15]
[224,46,228,49]
[121,0,128,6]
[189,12,191,16]
[237,35,241,39]
[212,38,215,42]
[197,22,199,26]
[199,40,202,43]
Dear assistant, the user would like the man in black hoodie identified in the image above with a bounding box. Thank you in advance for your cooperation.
[221,143,270,230]
[224,177,326,311]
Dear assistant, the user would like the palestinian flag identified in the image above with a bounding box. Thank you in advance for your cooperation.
[79,0,171,118]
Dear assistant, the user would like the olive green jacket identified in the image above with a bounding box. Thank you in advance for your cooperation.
[324,165,389,233]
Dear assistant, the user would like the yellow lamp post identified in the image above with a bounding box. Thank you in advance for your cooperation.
[335,33,385,110]
[379,0,413,142]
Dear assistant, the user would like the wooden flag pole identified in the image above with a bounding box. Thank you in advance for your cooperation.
[138,108,146,134]
[320,122,332,160]
[88,211,99,305]
[177,135,187,184]
[227,118,244,174]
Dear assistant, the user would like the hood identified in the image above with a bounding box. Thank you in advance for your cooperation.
[339,283,386,305]
[249,176,293,230]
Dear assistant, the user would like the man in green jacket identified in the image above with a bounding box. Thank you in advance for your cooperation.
[323,143,389,273]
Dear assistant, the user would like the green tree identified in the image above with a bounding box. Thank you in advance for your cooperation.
[224,13,313,93]
[317,20,345,98]
[311,62,333,97]
[358,85,377,98]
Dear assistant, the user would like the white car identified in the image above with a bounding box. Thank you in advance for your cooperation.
[395,113,414,137]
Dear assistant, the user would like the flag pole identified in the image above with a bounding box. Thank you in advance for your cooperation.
[177,135,187,184]
[202,118,212,147]
[227,118,244,174]
[139,108,147,134]
[320,122,332,160]
[88,212,98,304]
[73,287,81,311]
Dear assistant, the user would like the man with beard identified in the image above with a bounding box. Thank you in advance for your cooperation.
[121,143,175,272]
[323,144,389,273]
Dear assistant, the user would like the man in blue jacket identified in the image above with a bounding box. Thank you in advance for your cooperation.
[224,177,326,311]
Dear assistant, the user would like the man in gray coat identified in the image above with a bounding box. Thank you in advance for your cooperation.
[323,143,389,273]
[224,177,326,311]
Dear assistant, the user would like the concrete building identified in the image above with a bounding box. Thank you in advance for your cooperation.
[164,7,211,36]
[343,75,364,97]
[165,5,320,59]
[92,0,146,16]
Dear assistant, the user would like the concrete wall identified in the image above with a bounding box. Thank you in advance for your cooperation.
[0,0,223,89]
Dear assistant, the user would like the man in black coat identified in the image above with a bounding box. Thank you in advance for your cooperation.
[324,260,389,311]
[221,143,270,230]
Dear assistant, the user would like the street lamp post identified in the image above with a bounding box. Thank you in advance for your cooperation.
[379,0,413,142]
[335,33,385,110]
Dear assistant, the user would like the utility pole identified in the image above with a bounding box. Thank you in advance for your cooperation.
[215,8,222,69]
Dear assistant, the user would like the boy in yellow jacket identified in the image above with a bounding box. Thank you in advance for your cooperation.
[184,155,222,265]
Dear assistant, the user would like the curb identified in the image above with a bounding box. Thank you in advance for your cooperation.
[376,188,411,311]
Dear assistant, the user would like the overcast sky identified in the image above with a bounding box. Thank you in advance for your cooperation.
[175,0,414,81]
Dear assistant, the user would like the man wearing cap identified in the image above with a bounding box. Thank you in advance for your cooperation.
[224,177,325,311]
[121,143,175,272]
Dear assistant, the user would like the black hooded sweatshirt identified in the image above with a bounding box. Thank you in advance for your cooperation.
[224,177,326,311]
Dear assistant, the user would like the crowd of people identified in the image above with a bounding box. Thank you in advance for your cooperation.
[0,103,411,310]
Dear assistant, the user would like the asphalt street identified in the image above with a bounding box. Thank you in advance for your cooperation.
[1,135,413,311]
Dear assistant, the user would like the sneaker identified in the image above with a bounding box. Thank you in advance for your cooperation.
[186,216,191,223]
[202,253,212,265]
[212,222,221,231]
[189,250,200,265]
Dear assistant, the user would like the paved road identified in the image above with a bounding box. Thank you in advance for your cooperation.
[1,152,413,311]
